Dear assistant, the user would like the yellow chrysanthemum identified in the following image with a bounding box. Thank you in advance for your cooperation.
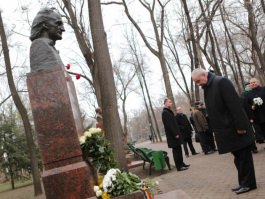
[98,175,104,185]
[102,192,111,199]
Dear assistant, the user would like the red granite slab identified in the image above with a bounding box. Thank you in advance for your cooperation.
[27,67,95,199]
[27,68,83,169]
[42,162,95,199]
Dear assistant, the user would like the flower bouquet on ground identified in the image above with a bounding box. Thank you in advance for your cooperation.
[93,168,158,199]
[80,128,159,199]
[79,128,117,174]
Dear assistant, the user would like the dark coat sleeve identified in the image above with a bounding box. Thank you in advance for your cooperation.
[219,78,248,130]
[162,111,179,138]
[162,109,182,147]
[184,114,193,131]
[241,92,254,120]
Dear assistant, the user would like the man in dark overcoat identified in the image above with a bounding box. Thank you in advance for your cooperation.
[175,107,198,157]
[192,68,256,195]
[162,99,189,171]
[246,78,265,141]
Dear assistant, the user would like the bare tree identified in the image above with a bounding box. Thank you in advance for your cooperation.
[244,0,265,81]
[125,29,162,142]
[0,11,42,196]
[121,0,178,112]
[88,0,127,170]
[113,62,137,144]
[59,0,102,105]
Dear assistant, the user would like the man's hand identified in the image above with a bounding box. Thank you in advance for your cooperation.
[175,135,179,139]
[237,130,246,135]
[251,105,255,110]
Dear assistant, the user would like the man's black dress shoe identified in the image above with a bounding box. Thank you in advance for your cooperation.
[192,152,199,155]
[205,150,214,155]
[235,186,256,194]
[182,164,190,167]
[231,186,241,192]
[177,166,188,171]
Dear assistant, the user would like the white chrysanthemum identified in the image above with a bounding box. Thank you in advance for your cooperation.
[253,97,263,106]
[84,131,92,138]
[79,136,86,144]
[93,186,100,192]
[89,127,102,134]
[96,190,102,197]
[102,168,120,192]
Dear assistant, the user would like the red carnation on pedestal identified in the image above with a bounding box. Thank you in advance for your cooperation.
[76,74,81,80]
[66,64,71,70]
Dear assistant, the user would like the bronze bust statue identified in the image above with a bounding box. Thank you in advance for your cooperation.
[30,8,65,72]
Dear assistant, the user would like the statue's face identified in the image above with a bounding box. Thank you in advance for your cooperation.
[45,12,65,41]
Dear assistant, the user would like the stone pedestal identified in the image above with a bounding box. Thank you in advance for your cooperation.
[27,67,95,199]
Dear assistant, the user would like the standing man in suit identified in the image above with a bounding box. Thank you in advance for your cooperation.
[192,68,256,194]
[175,107,199,157]
[246,78,265,141]
[162,99,190,171]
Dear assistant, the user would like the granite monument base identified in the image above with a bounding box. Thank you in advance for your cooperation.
[27,67,95,199]
[43,162,95,199]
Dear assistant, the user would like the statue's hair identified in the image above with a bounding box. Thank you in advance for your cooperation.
[30,7,60,41]
[191,68,207,77]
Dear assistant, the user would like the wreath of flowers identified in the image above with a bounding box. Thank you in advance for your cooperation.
[79,128,158,199]
[79,128,117,174]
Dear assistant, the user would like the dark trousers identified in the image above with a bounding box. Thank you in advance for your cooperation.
[232,145,256,188]
[252,123,264,142]
[205,130,216,150]
[258,122,265,139]
[172,146,184,169]
[198,132,212,153]
[182,137,196,155]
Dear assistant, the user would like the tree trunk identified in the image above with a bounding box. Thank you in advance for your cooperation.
[220,6,244,92]
[88,0,127,170]
[245,0,265,74]
[136,72,158,142]
[181,0,200,101]
[138,66,160,142]
[0,11,42,196]
[122,95,129,144]
[61,0,102,106]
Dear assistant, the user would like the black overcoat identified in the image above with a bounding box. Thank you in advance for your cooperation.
[162,107,182,148]
[175,113,193,140]
[203,73,254,154]
[245,86,265,124]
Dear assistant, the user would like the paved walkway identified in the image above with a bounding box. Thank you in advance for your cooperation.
[132,137,265,199]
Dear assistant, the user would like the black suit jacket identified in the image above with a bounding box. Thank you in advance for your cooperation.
[203,73,254,154]
[162,107,182,148]
[175,113,193,140]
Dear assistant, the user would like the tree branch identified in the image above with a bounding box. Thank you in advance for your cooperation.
[101,1,123,5]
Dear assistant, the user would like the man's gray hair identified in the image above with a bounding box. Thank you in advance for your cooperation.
[191,68,207,76]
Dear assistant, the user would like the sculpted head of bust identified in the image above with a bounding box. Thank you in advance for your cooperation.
[30,8,65,43]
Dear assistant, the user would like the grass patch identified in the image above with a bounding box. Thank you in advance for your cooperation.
[0,179,33,193]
